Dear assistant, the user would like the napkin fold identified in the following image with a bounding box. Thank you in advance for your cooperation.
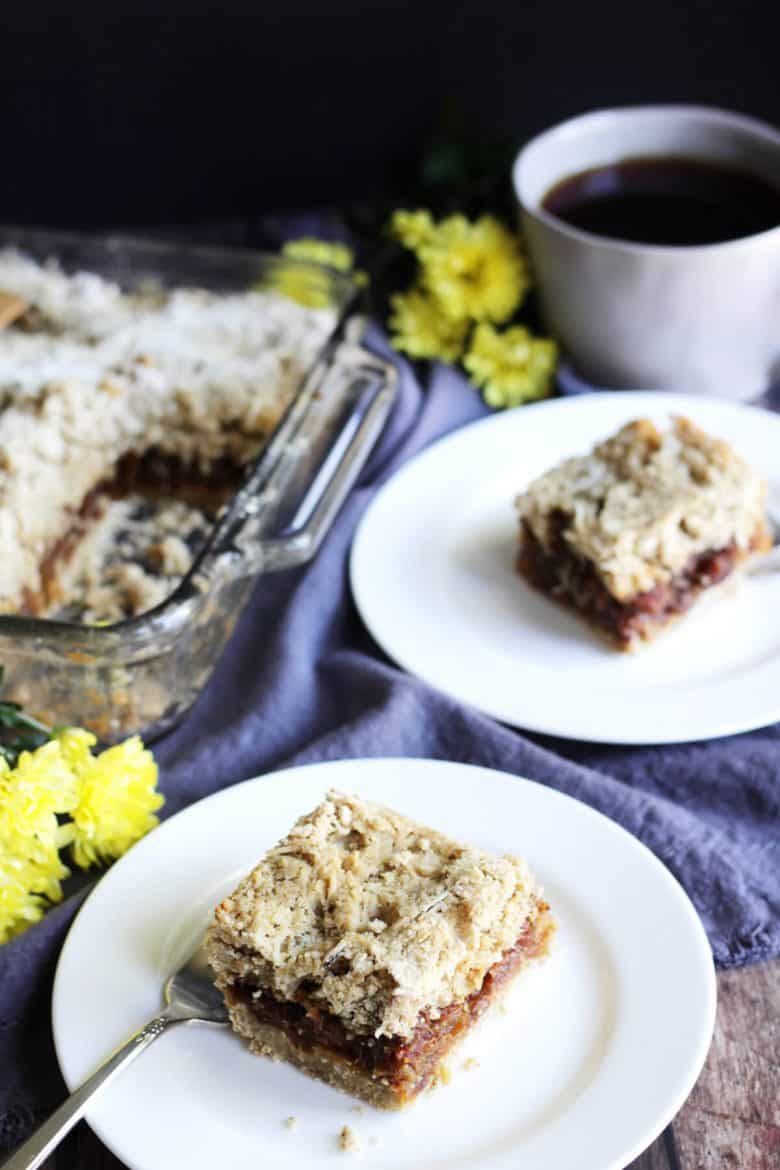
[1,323,778,1154]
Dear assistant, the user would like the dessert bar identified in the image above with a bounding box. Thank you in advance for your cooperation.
[515,416,770,649]
[206,791,554,1108]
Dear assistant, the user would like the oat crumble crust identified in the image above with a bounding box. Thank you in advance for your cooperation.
[206,790,542,1041]
[515,416,768,601]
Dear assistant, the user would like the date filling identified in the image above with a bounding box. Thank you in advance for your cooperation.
[517,513,766,649]
[226,904,553,1102]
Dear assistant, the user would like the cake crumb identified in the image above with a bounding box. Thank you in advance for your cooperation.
[351,1105,365,1115]
[338,1125,361,1153]
[463,1056,480,1071]
[438,1063,452,1085]
[284,1116,298,1130]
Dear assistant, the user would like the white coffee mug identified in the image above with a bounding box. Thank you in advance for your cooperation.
[513,105,780,399]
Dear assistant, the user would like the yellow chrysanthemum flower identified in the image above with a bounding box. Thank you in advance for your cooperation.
[0,746,75,940]
[282,237,355,272]
[0,854,49,942]
[265,238,367,307]
[418,215,530,325]
[0,743,77,895]
[464,322,558,408]
[260,265,332,309]
[60,730,163,868]
[388,286,469,363]
[0,725,163,943]
[390,209,437,253]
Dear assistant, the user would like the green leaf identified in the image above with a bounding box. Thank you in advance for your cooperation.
[0,663,52,767]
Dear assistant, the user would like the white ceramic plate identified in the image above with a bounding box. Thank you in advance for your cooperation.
[350,392,780,743]
[53,758,716,1170]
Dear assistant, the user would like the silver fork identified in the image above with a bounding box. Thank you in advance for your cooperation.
[2,941,227,1170]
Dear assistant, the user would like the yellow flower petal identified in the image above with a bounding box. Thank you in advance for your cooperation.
[65,734,163,869]
[282,237,355,272]
[0,741,75,935]
[390,209,437,254]
[419,215,530,325]
[464,322,558,408]
[388,287,469,363]
[262,239,366,306]
[260,266,333,308]
[0,855,48,942]
[56,726,98,773]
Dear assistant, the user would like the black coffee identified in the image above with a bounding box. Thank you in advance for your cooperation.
[541,155,780,245]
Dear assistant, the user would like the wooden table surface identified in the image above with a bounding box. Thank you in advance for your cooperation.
[46,960,779,1170]
[632,960,779,1170]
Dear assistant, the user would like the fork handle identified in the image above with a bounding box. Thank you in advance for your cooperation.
[1,1012,179,1170]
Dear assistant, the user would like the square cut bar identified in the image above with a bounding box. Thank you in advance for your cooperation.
[206,790,554,1109]
[515,416,772,650]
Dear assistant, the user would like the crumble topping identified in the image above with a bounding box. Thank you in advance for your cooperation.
[207,790,542,1041]
[516,416,768,600]
[0,249,336,615]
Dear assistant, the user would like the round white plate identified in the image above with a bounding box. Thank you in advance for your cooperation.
[53,758,716,1170]
[350,392,780,743]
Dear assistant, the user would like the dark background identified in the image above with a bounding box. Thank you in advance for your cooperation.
[1,0,778,229]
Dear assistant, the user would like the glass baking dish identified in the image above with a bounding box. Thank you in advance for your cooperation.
[0,227,397,742]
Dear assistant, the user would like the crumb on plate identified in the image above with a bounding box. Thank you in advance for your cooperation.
[339,1124,361,1153]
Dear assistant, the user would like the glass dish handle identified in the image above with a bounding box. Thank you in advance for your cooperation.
[215,340,397,578]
